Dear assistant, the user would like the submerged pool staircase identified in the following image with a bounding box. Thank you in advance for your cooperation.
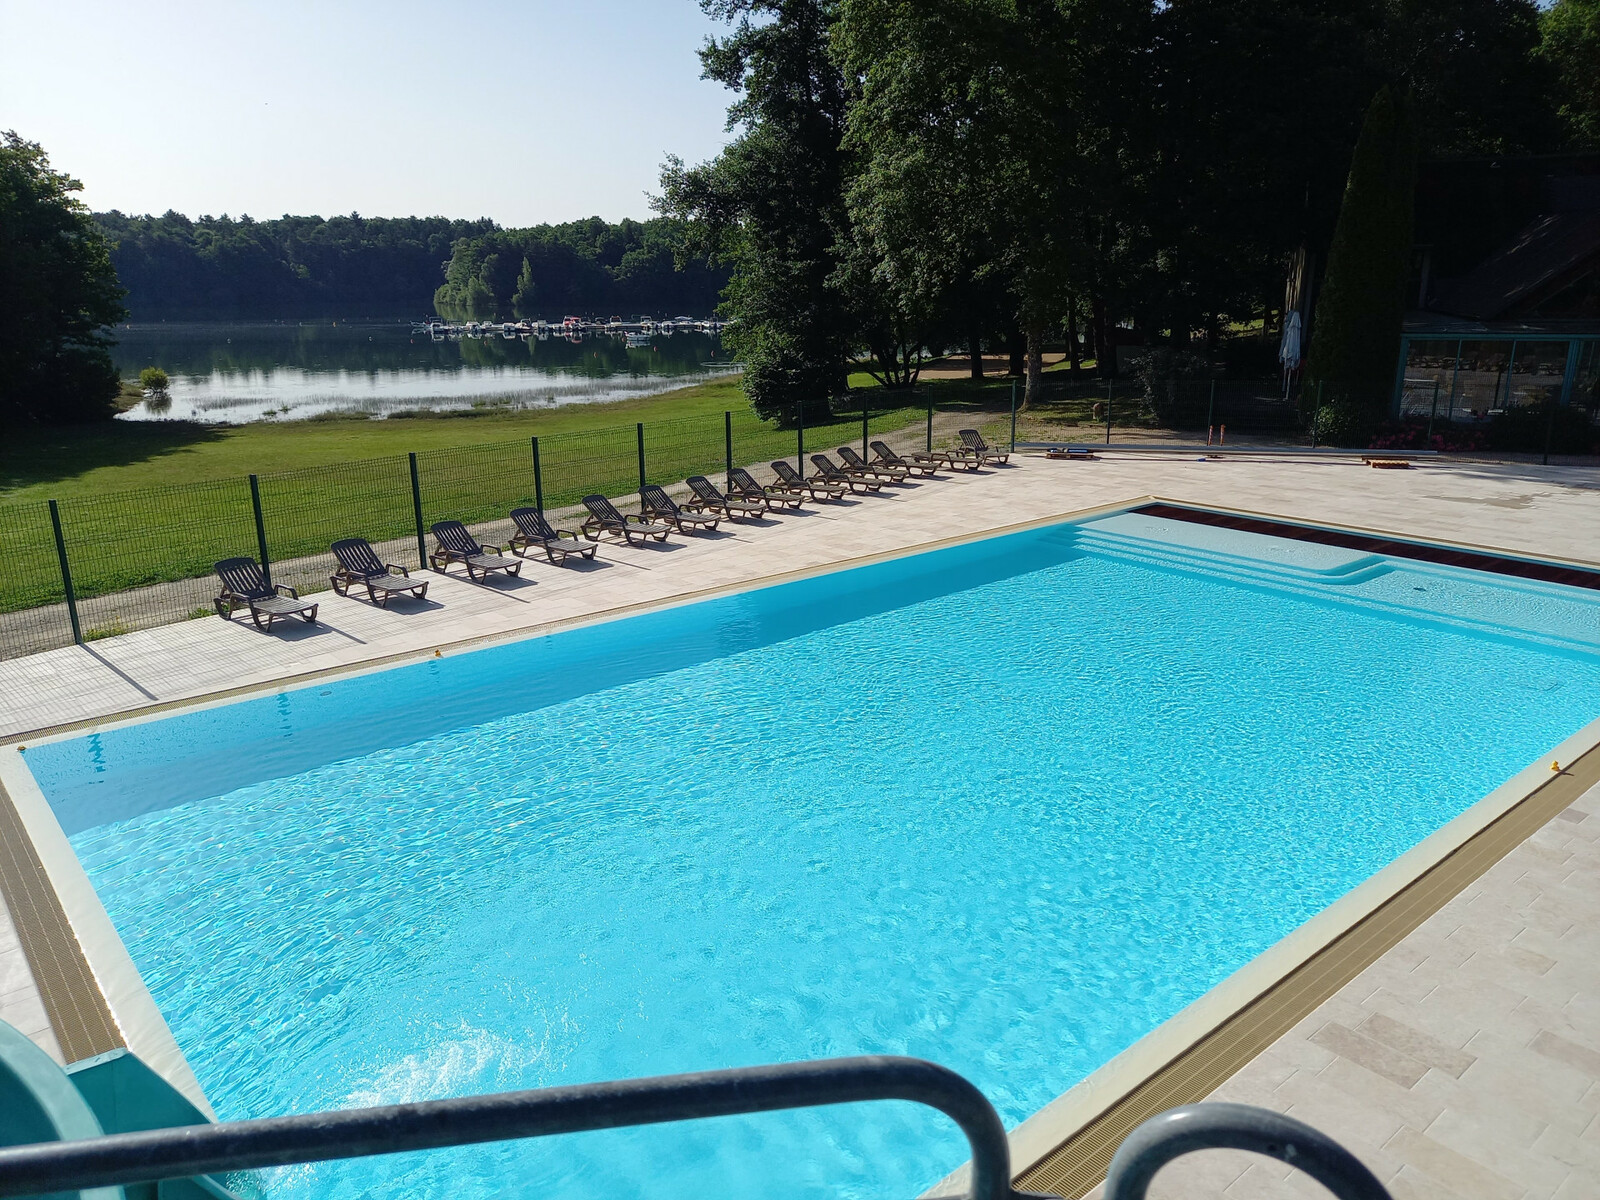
[0,1019,1397,1200]
[1049,520,1600,659]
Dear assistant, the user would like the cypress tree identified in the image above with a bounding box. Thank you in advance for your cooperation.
[1306,87,1417,437]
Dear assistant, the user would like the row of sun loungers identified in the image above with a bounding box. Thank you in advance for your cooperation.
[212,431,1010,630]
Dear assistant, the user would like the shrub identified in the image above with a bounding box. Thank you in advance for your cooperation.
[139,366,170,393]
[1313,401,1382,447]
[1131,348,1211,427]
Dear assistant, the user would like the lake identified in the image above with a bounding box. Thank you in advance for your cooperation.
[110,321,738,424]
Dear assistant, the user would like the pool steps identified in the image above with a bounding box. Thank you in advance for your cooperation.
[1050,526,1600,658]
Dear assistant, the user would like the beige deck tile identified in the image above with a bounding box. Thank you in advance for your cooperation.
[1384,1127,1526,1200]
[1530,1030,1600,1080]
[1309,1021,1431,1089]
[1387,1163,1474,1200]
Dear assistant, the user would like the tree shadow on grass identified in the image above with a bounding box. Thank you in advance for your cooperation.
[0,420,225,493]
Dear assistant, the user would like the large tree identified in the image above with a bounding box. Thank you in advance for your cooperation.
[0,132,126,426]
[658,0,852,425]
[1306,86,1417,434]
[838,0,1149,400]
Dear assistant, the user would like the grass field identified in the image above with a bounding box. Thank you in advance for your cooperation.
[0,373,1022,634]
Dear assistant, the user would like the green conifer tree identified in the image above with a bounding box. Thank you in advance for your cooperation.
[1306,87,1417,443]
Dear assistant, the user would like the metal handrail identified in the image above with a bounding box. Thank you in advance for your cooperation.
[0,1055,1041,1200]
[1104,1103,1394,1200]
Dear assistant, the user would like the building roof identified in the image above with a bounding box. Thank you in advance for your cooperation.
[1428,210,1600,321]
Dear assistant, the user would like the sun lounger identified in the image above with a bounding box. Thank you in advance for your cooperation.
[730,466,804,510]
[329,538,430,607]
[836,444,909,481]
[214,557,318,630]
[429,521,524,581]
[958,428,1009,465]
[641,485,721,534]
[580,494,672,544]
[686,475,766,519]
[508,507,598,565]
[870,440,943,476]
[811,453,881,493]
[771,459,848,501]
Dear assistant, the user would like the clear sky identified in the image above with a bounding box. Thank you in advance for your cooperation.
[0,0,736,226]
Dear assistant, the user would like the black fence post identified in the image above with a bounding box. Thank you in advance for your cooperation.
[408,452,429,571]
[531,436,544,513]
[248,474,270,586]
[926,399,933,453]
[1105,380,1113,446]
[48,499,82,645]
[797,404,805,474]
[1206,380,1216,433]
[1543,404,1555,466]
[1426,382,1439,443]
[1310,381,1325,450]
[723,410,734,488]
[862,399,869,460]
[636,422,647,498]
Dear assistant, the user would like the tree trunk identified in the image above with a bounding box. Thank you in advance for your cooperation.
[1092,299,1110,378]
[1067,304,1081,374]
[1025,323,1044,408]
[968,331,984,380]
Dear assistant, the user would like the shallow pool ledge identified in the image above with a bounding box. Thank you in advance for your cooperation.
[927,711,1600,1200]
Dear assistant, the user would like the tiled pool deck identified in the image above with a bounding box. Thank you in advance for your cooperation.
[2,450,1598,1198]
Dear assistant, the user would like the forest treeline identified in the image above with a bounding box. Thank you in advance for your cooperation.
[91,211,730,321]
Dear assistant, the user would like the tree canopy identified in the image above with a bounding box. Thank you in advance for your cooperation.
[1541,0,1600,147]
[661,0,1591,416]
[1,132,126,426]
[95,211,496,319]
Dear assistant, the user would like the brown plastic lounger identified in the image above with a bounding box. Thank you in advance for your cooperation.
[329,538,430,607]
[214,557,318,630]
[836,444,909,482]
[509,507,597,566]
[811,453,881,493]
[580,494,672,544]
[958,429,1010,465]
[429,521,524,581]
[686,475,766,519]
[731,467,804,510]
[641,485,721,534]
[870,441,943,477]
[771,459,848,501]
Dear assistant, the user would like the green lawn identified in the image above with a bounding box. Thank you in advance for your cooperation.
[0,373,1020,623]
[0,376,754,502]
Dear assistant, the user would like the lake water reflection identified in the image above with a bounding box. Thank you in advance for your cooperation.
[111,321,737,423]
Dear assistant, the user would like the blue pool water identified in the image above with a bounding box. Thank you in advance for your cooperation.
[27,512,1600,1200]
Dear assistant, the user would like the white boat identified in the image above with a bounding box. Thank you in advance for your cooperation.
[625,332,650,348]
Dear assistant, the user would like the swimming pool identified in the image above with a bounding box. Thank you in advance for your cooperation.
[24,510,1600,1200]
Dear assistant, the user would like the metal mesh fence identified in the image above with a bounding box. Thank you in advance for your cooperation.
[56,478,260,648]
[416,440,539,554]
[0,502,75,657]
[258,456,419,599]
[10,376,1572,662]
